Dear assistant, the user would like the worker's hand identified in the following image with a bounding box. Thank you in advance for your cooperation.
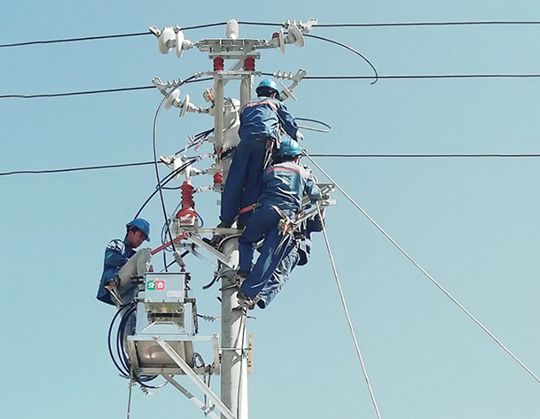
[296,131,305,141]
[105,280,118,291]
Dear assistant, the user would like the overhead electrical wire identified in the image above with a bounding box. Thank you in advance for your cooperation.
[304,151,540,386]
[5,153,540,178]
[317,202,383,419]
[6,72,540,100]
[4,20,540,49]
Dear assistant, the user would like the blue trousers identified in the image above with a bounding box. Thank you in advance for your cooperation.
[220,138,267,225]
[238,206,292,299]
[258,242,300,308]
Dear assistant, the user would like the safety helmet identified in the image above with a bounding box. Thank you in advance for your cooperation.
[278,138,302,157]
[126,218,151,242]
[256,79,280,99]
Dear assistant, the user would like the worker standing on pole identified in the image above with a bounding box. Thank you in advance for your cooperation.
[234,139,320,309]
[215,79,302,236]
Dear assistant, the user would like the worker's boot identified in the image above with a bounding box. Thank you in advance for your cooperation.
[236,291,260,310]
[209,220,233,247]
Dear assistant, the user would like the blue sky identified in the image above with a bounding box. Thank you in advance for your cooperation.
[2,1,540,418]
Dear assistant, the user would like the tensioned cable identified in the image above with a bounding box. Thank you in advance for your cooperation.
[0,161,158,176]
[0,77,212,100]
[304,151,540,385]
[239,20,540,28]
[316,202,383,419]
[4,73,540,100]
[5,153,540,177]
[4,21,540,48]
[0,23,227,48]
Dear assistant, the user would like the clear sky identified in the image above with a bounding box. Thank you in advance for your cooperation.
[2,1,540,418]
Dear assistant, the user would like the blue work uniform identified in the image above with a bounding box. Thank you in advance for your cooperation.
[97,238,135,306]
[238,161,321,299]
[220,96,299,225]
[258,213,324,309]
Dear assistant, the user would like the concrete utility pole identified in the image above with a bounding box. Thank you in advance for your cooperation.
[144,17,316,419]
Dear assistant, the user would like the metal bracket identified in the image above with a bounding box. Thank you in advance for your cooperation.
[162,375,220,419]
[154,336,237,419]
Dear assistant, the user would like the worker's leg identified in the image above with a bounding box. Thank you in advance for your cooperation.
[258,242,300,309]
[238,207,278,274]
[117,248,152,303]
[237,139,266,226]
[240,220,290,299]
[221,140,263,224]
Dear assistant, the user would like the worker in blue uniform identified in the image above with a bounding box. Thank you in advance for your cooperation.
[217,79,302,233]
[97,218,152,306]
[236,139,321,308]
[257,210,324,309]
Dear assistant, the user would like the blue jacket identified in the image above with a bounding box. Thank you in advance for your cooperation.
[260,161,321,216]
[238,97,298,142]
[97,238,135,305]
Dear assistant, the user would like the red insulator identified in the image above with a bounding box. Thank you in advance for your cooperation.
[244,56,255,71]
[272,32,279,39]
[213,57,224,71]
[214,172,223,185]
[177,180,197,226]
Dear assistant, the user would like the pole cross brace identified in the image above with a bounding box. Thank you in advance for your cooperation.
[162,375,220,419]
[153,336,237,419]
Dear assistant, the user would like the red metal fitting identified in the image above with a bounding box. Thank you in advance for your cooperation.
[244,56,255,71]
[272,32,279,39]
[213,57,224,71]
[177,180,197,226]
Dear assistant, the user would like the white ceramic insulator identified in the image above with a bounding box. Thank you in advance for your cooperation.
[226,19,239,39]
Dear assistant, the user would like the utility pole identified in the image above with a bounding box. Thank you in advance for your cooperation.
[127,18,318,419]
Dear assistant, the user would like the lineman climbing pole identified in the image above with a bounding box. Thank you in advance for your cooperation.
[115,18,323,419]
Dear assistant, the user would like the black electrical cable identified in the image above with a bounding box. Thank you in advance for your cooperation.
[0,161,158,176]
[0,77,211,100]
[0,85,155,99]
[0,31,152,48]
[295,117,332,133]
[133,158,196,219]
[108,304,133,377]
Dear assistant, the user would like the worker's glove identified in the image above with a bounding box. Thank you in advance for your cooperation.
[296,131,305,141]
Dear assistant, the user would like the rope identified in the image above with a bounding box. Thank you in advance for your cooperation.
[304,152,540,385]
[316,202,383,419]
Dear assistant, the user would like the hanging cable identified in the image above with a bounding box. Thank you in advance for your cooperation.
[304,151,540,385]
[238,20,540,28]
[152,97,175,266]
[303,34,378,84]
[0,85,154,99]
[316,202,383,419]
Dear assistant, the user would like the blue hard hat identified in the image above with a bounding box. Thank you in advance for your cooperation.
[278,138,302,157]
[256,79,279,96]
[126,218,151,242]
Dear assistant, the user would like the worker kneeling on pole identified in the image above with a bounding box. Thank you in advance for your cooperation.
[97,218,153,308]
[217,79,302,233]
[235,139,320,309]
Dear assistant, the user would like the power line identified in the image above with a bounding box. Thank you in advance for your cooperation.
[3,73,540,100]
[3,20,540,49]
[0,77,212,99]
[0,31,152,48]
[3,153,540,177]
[0,23,227,49]
[0,161,158,176]
[305,151,540,386]
[309,153,540,158]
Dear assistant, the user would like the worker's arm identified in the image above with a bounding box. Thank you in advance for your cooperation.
[304,174,322,203]
[104,239,129,269]
[276,102,299,140]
